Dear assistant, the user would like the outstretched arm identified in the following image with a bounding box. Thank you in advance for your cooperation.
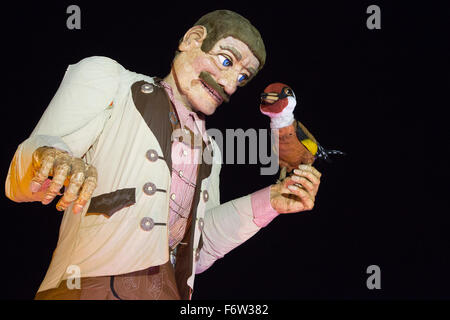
[196,161,321,274]
[5,56,123,213]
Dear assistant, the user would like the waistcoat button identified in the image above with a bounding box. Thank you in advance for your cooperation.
[202,190,209,202]
[140,217,154,231]
[194,248,201,261]
[146,149,158,162]
[141,83,154,94]
[143,182,157,195]
[198,218,204,231]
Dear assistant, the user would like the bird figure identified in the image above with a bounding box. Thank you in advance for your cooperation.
[260,82,345,181]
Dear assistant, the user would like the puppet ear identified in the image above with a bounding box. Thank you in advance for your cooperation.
[179,25,207,51]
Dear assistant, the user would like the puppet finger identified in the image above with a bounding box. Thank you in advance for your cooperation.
[291,175,314,194]
[293,169,320,191]
[298,164,322,179]
[42,153,71,205]
[72,165,97,214]
[287,184,315,211]
[55,158,86,211]
[30,147,57,193]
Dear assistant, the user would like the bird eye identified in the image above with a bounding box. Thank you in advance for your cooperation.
[284,88,293,96]
[218,54,233,67]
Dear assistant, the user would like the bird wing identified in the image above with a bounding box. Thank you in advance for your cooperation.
[295,120,345,162]
[295,121,320,156]
[295,121,319,145]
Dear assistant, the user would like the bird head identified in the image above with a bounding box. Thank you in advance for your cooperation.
[260,83,297,119]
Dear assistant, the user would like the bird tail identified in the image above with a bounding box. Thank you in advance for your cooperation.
[316,145,346,163]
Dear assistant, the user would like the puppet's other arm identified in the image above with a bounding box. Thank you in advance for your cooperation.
[195,148,320,273]
[196,191,275,274]
[195,144,279,274]
[5,56,124,208]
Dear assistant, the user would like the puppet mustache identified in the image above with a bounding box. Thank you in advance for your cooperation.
[199,71,230,103]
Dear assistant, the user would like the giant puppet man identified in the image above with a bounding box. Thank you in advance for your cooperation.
[5,10,322,300]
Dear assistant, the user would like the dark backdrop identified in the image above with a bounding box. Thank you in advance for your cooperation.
[1,1,449,300]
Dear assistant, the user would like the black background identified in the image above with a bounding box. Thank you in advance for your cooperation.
[1,0,449,300]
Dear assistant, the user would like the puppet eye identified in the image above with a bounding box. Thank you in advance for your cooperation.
[218,54,233,67]
[284,88,293,96]
[238,74,248,83]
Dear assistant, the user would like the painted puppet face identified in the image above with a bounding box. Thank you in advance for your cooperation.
[171,27,260,115]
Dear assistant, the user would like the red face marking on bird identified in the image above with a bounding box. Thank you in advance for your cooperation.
[260,82,295,117]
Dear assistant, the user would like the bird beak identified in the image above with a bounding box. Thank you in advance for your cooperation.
[260,92,279,104]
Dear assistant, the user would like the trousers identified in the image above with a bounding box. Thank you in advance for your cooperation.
[34,261,181,300]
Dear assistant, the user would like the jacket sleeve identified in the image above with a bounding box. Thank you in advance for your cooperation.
[196,142,268,274]
[5,56,124,203]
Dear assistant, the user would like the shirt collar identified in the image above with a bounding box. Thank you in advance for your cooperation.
[160,80,209,145]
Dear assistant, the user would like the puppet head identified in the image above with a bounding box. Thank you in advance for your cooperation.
[193,10,266,74]
[260,82,297,119]
[166,10,265,116]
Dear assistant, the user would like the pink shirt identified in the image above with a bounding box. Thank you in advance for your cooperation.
[161,82,279,249]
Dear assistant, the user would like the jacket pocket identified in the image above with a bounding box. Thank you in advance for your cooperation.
[86,188,136,218]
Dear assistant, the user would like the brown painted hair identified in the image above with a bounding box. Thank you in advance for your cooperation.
[194,10,266,72]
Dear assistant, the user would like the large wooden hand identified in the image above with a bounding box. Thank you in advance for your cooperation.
[30,147,98,214]
[270,164,321,214]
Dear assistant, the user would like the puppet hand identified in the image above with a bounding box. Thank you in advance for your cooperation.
[270,164,321,214]
[30,146,98,214]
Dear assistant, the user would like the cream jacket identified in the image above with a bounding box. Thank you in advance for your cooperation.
[5,57,264,294]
